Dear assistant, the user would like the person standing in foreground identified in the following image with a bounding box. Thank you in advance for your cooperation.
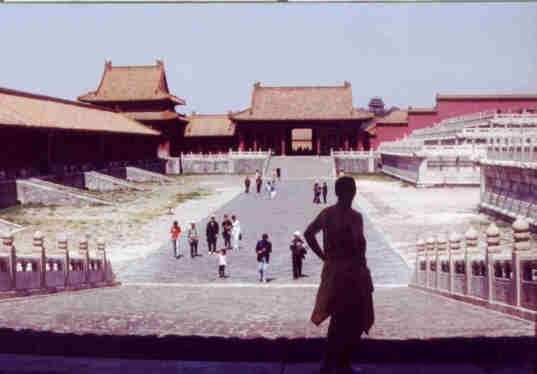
[187,221,199,258]
[322,182,328,204]
[231,215,241,251]
[255,233,272,282]
[170,221,181,258]
[304,176,375,374]
[206,216,219,254]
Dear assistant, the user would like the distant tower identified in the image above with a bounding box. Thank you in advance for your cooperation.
[368,97,385,116]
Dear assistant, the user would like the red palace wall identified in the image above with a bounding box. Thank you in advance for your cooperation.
[435,99,537,120]
[370,125,409,150]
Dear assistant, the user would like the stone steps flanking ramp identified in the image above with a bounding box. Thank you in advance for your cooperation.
[266,156,336,180]
[16,179,113,206]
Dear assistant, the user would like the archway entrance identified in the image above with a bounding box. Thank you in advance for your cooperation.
[291,128,313,155]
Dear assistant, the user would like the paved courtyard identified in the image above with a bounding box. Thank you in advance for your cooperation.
[120,180,410,285]
[0,179,534,341]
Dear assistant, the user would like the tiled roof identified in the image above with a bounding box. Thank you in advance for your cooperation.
[232,82,372,121]
[184,114,235,137]
[437,93,537,101]
[78,60,185,105]
[407,107,437,114]
[0,87,160,136]
[122,110,186,122]
[376,109,408,124]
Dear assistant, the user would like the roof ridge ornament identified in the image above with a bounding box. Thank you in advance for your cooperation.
[105,60,112,70]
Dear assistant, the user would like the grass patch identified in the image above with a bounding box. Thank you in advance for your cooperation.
[175,188,214,204]
[401,183,410,188]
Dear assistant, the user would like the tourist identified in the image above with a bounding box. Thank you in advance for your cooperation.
[245,176,251,193]
[255,233,272,282]
[170,221,181,259]
[231,215,241,251]
[222,214,232,248]
[276,167,281,182]
[256,174,263,194]
[322,182,328,204]
[270,181,277,200]
[304,176,375,374]
[255,169,260,179]
[290,231,307,279]
[206,215,219,254]
[313,182,321,204]
[187,221,199,258]
[217,248,227,278]
[266,180,272,199]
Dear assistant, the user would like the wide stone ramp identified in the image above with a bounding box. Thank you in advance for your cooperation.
[267,156,335,180]
[120,180,409,285]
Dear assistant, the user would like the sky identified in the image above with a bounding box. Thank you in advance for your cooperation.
[1,3,536,114]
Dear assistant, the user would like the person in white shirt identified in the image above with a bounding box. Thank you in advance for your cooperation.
[231,215,241,251]
[218,248,227,278]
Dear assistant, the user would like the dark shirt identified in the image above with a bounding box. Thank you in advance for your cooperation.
[256,239,272,263]
[222,219,232,236]
[245,178,251,186]
[322,184,327,194]
[206,221,219,238]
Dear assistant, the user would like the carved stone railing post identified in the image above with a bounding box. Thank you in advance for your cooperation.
[436,234,447,290]
[57,233,68,286]
[426,236,436,288]
[512,216,530,307]
[449,231,462,294]
[3,234,15,290]
[79,237,89,284]
[486,222,500,302]
[97,238,106,282]
[415,238,425,284]
[33,231,46,289]
[464,227,478,296]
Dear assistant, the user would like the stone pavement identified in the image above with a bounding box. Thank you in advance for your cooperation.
[1,354,532,374]
[120,180,409,285]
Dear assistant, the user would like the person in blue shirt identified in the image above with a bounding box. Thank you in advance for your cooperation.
[255,233,272,282]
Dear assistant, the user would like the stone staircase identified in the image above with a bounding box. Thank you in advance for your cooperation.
[266,156,335,180]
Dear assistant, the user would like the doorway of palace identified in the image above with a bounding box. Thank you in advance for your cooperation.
[291,128,313,155]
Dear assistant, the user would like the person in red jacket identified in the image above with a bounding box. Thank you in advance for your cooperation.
[170,221,181,258]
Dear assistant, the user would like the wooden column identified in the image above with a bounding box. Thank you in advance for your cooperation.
[344,135,350,151]
[238,131,245,152]
[253,132,258,152]
[47,131,54,170]
[281,129,286,156]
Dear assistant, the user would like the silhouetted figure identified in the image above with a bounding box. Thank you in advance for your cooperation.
[222,215,232,248]
[245,176,251,193]
[304,176,375,374]
[256,175,263,194]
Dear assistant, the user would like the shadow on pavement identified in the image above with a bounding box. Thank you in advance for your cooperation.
[0,328,535,366]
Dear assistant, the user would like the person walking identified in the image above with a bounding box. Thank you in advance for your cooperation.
[313,182,321,204]
[222,214,232,248]
[322,182,328,204]
[231,215,241,251]
[245,176,251,193]
[206,215,219,254]
[217,248,227,278]
[290,231,307,279]
[256,174,263,194]
[255,233,272,283]
[304,176,375,374]
[170,221,181,258]
[187,221,199,258]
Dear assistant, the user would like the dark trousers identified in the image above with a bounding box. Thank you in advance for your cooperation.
[245,185,250,193]
[223,233,231,248]
[292,254,303,278]
[219,265,225,278]
[207,237,217,253]
[256,183,262,193]
[190,241,198,257]
[321,313,362,372]
[323,192,327,204]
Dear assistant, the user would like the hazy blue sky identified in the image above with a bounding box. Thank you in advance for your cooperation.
[1,4,536,114]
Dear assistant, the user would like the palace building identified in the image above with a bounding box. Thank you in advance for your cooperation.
[78,60,187,157]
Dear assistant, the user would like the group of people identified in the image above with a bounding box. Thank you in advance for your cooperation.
[313,181,328,204]
[244,169,280,200]
[170,214,241,278]
[172,176,375,374]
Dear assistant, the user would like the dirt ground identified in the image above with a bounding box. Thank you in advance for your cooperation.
[0,175,243,271]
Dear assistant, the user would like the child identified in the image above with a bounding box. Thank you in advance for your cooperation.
[218,248,227,278]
